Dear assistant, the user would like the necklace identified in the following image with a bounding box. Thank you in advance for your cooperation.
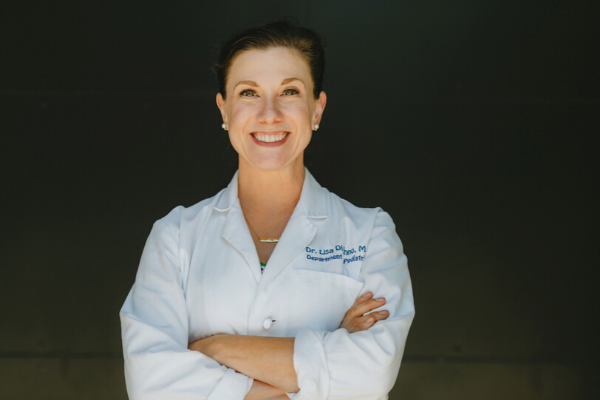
[244,216,280,243]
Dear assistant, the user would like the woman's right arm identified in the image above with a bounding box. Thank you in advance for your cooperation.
[339,291,390,333]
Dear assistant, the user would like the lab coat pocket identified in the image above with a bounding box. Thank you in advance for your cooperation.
[286,269,364,332]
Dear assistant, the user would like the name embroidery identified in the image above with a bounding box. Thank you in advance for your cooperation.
[305,245,366,264]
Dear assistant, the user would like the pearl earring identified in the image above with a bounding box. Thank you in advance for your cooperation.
[313,124,319,131]
[221,123,228,131]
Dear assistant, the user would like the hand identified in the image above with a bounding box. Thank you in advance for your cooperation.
[339,291,389,333]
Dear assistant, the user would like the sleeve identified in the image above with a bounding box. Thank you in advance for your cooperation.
[287,210,415,400]
[120,218,254,400]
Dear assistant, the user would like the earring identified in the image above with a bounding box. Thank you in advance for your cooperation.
[313,124,319,131]
[221,123,228,131]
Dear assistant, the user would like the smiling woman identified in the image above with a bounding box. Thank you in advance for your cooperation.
[217,46,325,173]
[120,21,415,400]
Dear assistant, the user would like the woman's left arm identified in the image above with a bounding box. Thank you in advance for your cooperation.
[188,290,391,393]
[286,210,415,400]
[189,292,391,394]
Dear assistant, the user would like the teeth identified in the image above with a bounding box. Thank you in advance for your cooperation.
[253,133,288,143]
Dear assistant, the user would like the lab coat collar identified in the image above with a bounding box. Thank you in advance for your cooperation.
[213,167,328,219]
[215,167,327,285]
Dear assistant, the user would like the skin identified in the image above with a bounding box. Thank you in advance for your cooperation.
[189,47,389,399]
[217,46,325,174]
[216,47,327,265]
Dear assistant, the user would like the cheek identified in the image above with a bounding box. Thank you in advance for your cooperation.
[286,103,311,124]
[229,106,249,126]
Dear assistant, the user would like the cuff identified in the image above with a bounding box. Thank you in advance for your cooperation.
[286,328,330,400]
[245,377,255,396]
[207,367,252,400]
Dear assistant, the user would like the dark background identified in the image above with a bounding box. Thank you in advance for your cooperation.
[1,1,598,399]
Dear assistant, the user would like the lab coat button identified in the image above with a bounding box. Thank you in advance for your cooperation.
[262,318,274,330]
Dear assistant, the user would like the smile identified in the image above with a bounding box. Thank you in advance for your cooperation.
[252,132,289,143]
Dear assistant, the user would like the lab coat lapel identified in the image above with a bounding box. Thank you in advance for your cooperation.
[221,204,262,283]
[258,168,328,291]
[258,210,316,291]
[217,171,262,283]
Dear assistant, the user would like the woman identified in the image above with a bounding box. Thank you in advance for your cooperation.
[120,21,415,400]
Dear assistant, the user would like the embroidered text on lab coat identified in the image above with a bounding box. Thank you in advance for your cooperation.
[305,244,366,263]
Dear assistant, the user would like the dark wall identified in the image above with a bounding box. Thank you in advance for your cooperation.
[2,1,598,399]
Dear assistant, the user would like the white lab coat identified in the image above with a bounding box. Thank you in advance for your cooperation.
[120,168,415,400]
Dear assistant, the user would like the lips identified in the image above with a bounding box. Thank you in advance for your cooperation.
[250,131,290,147]
[252,131,289,143]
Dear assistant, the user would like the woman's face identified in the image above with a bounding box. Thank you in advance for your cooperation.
[217,47,326,172]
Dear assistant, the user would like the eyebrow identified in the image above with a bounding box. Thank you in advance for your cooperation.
[233,77,305,90]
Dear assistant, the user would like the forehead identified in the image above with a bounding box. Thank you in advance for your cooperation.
[228,47,312,86]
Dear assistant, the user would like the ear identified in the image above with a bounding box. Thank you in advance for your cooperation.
[216,92,227,123]
[313,91,327,125]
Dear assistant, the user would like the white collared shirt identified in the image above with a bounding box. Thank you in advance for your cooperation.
[120,168,415,400]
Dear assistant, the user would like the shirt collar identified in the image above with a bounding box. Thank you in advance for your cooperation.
[213,167,328,219]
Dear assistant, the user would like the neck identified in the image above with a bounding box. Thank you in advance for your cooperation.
[237,157,305,218]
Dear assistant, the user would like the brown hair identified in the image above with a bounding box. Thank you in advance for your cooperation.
[214,20,326,99]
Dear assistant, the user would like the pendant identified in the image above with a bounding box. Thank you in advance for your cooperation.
[259,237,279,243]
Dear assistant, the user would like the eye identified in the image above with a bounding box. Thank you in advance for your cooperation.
[240,89,257,97]
[282,88,299,96]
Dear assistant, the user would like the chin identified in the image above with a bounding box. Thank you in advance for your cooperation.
[247,154,300,172]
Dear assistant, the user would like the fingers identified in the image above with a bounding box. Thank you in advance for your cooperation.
[347,292,387,319]
[352,291,374,305]
[346,310,390,333]
[357,297,387,317]
[340,291,390,333]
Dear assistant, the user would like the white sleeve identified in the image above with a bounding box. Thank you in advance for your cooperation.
[288,210,415,400]
[120,218,254,400]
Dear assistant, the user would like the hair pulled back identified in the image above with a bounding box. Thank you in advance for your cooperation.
[214,20,326,99]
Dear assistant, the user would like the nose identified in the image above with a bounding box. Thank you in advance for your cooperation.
[257,95,283,125]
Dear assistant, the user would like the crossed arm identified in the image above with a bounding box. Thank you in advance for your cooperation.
[188,291,390,399]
